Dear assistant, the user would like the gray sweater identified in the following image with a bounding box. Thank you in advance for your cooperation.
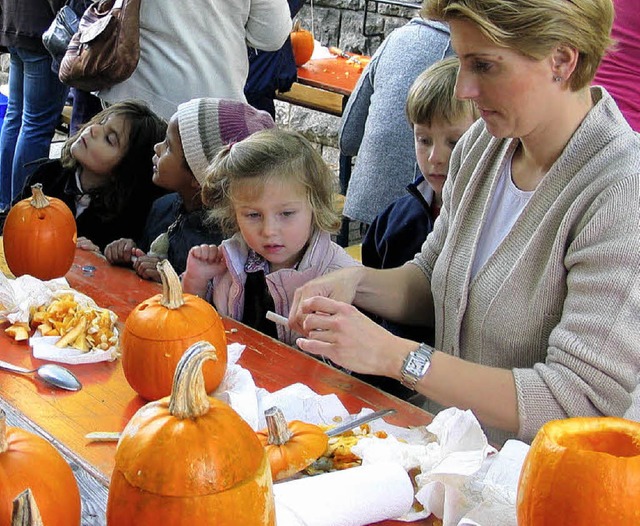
[412,88,640,444]
[340,18,452,224]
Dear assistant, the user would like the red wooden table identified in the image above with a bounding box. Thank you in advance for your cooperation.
[0,249,438,525]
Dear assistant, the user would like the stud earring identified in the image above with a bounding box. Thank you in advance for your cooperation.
[553,75,563,82]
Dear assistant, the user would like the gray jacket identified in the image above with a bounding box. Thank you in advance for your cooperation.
[340,18,452,224]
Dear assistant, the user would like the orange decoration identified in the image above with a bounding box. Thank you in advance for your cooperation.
[0,410,81,526]
[291,20,314,66]
[257,406,328,480]
[107,341,275,525]
[2,184,77,280]
[517,417,640,525]
[121,260,228,401]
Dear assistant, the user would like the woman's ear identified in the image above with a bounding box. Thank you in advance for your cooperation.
[551,44,579,83]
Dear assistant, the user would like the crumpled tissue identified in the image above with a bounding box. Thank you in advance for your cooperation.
[0,273,119,364]
[351,407,530,526]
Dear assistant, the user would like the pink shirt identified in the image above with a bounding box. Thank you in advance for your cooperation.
[593,0,640,131]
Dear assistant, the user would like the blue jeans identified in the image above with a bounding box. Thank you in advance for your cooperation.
[0,47,69,210]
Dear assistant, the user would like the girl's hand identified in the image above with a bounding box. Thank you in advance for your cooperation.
[182,244,227,297]
[104,238,137,264]
[77,237,100,253]
[295,296,406,377]
[132,254,163,282]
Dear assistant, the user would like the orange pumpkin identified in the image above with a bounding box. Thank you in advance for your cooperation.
[291,20,314,66]
[121,260,228,401]
[2,184,77,280]
[517,417,640,525]
[0,410,81,526]
[11,489,43,526]
[106,341,275,525]
[257,406,328,480]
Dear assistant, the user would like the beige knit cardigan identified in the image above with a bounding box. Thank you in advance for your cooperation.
[412,87,640,444]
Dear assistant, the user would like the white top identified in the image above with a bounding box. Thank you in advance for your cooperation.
[470,153,533,279]
[98,0,292,120]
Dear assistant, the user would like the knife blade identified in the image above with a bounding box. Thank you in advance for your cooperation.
[325,408,396,437]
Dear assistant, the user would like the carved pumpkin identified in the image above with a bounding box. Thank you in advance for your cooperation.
[121,260,227,401]
[11,489,43,526]
[2,184,77,280]
[291,20,314,66]
[257,406,328,480]
[517,417,640,525]
[106,341,275,525]
[0,410,81,526]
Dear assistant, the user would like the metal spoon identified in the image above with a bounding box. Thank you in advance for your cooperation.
[0,359,82,391]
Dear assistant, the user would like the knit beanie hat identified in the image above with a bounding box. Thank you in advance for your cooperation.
[177,98,276,185]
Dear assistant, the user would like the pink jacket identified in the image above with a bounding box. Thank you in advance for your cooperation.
[210,230,361,345]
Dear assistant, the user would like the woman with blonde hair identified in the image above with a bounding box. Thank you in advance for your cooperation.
[288,0,640,445]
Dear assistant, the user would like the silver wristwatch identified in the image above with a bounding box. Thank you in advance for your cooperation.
[400,343,434,390]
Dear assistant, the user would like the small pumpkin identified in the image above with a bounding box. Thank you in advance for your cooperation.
[517,416,640,525]
[2,184,77,280]
[121,260,228,401]
[11,490,43,526]
[106,341,275,525]
[290,20,314,66]
[257,406,328,480]
[0,410,81,526]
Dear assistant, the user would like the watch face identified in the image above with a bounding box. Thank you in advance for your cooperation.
[405,355,425,376]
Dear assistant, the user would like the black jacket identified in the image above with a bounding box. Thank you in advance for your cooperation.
[0,0,65,52]
[17,159,165,251]
[139,193,224,275]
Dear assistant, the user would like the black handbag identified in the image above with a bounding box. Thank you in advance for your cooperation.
[42,3,81,75]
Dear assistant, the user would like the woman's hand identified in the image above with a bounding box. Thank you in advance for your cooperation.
[288,267,364,333]
[295,296,411,378]
[104,238,136,264]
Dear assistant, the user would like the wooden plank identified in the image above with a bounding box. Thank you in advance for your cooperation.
[276,83,344,116]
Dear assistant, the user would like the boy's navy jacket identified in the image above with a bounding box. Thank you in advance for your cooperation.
[359,170,436,396]
[244,0,305,98]
[362,173,435,270]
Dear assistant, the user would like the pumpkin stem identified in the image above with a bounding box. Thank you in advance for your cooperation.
[293,19,301,32]
[0,409,7,454]
[158,260,186,310]
[12,489,44,526]
[168,340,218,419]
[28,184,51,210]
[265,406,293,445]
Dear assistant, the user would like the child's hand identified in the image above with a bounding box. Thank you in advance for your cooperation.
[77,237,100,253]
[104,238,137,264]
[132,254,163,282]
[182,244,227,297]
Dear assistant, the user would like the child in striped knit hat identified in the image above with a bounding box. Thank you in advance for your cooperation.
[104,97,275,281]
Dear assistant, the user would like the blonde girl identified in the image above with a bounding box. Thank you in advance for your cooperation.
[182,128,360,345]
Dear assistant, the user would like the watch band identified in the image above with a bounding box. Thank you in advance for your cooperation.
[400,342,434,390]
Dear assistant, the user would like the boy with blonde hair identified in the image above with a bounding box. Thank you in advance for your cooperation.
[358,57,478,398]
